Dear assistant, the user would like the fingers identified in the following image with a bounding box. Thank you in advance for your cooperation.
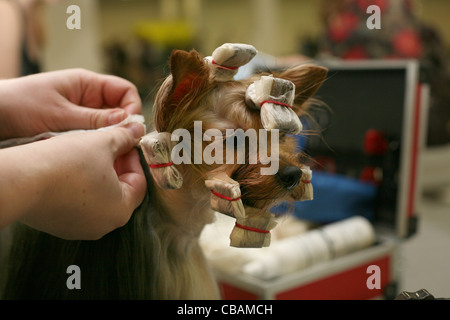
[63,104,131,130]
[107,125,147,225]
[76,70,142,114]
[61,69,143,130]
[98,74,142,115]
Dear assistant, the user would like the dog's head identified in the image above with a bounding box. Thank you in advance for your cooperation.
[150,44,327,213]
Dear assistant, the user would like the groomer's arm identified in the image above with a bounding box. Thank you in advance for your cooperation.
[0,123,146,240]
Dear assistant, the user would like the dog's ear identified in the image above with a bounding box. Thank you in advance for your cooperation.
[275,64,328,115]
[154,49,210,132]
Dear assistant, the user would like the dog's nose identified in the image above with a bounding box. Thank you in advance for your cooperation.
[277,166,303,190]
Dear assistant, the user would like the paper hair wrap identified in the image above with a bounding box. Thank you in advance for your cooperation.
[230,206,277,248]
[245,75,303,134]
[205,171,278,248]
[205,43,258,82]
[205,171,245,219]
[139,131,183,190]
[300,166,313,201]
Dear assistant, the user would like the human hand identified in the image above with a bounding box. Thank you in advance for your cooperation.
[1,122,147,240]
[0,68,142,140]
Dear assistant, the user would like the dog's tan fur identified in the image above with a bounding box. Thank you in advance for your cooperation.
[148,49,327,298]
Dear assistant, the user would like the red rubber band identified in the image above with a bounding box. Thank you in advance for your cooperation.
[149,161,174,168]
[260,100,293,109]
[211,190,241,202]
[235,222,270,234]
[301,180,311,184]
[211,59,239,71]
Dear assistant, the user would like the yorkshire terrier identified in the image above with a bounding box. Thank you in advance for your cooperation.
[2,43,327,299]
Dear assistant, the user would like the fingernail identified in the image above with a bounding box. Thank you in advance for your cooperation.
[108,110,127,125]
[127,123,145,139]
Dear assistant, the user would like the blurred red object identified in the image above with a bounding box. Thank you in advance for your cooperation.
[364,129,388,156]
[328,12,359,43]
[393,29,423,58]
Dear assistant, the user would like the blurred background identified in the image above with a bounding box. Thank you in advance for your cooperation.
[7,0,450,299]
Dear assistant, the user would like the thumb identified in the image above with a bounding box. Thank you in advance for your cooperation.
[107,122,146,158]
[65,103,129,130]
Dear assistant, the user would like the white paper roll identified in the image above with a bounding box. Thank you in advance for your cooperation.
[240,216,376,280]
